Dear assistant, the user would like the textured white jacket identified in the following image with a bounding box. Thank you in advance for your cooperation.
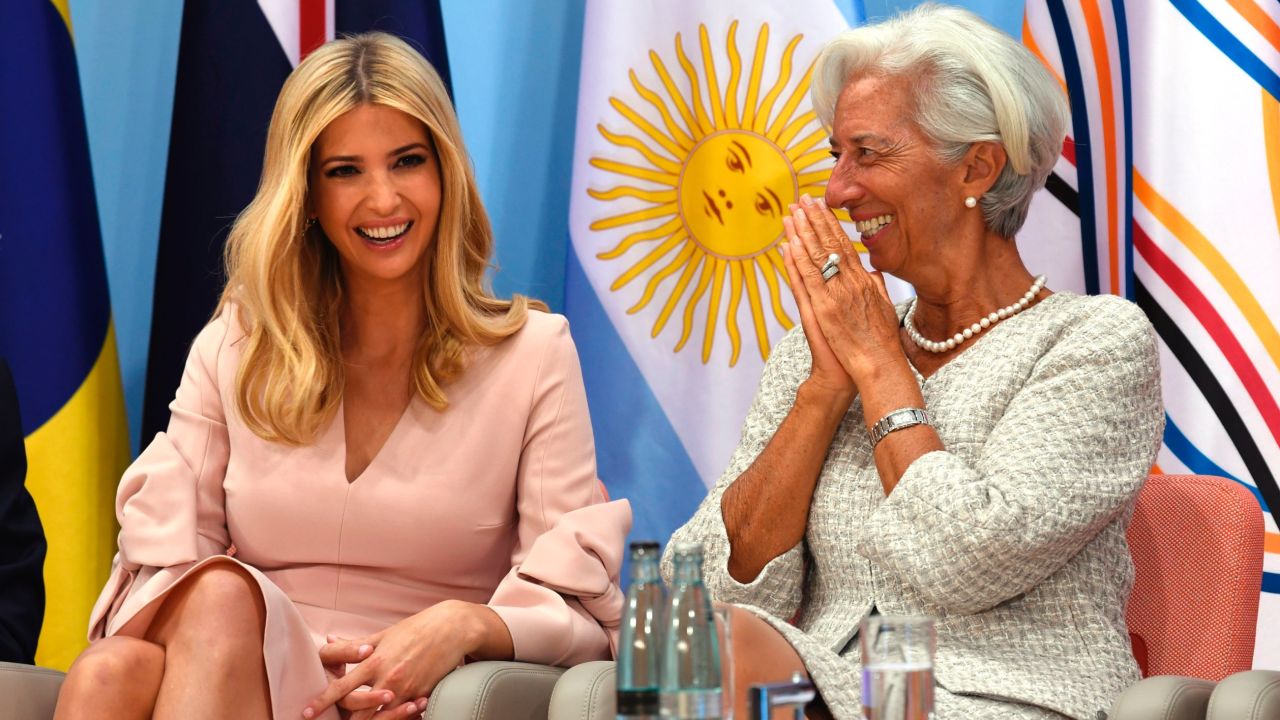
[665,292,1164,720]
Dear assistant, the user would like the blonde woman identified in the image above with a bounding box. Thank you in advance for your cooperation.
[54,33,630,720]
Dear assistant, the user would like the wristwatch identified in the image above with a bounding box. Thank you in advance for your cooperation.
[868,407,930,447]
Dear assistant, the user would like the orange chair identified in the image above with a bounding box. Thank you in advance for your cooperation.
[1126,473,1263,679]
[1110,473,1277,720]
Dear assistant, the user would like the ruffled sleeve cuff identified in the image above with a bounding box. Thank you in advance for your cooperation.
[488,499,631,665]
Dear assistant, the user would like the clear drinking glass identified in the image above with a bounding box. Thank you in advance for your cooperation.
[860,615,935,720]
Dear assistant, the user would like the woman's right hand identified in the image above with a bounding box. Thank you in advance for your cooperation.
[781,214,856,404]
[314,639,423,719]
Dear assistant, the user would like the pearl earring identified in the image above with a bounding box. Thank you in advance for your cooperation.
[964,196,978,208]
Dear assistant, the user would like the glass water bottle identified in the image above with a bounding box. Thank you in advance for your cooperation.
[617,541,665,719]
[659,542,721,719]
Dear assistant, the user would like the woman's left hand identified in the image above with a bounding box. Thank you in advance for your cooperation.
[303,600,486,720]
[784,195,903,382]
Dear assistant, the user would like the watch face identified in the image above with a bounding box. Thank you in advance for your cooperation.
[870,408,929,446]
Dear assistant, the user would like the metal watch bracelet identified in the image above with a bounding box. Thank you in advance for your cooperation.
[868,407,931,447]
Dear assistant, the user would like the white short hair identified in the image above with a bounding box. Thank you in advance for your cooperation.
[812,3,1068,238]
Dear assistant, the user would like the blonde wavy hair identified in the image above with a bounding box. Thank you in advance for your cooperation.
[217,32,542,445]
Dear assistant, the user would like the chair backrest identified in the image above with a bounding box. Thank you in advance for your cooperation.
[1126,474,1264,680]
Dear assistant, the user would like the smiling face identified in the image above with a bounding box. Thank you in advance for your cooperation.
[678,130,796,259]
[309,103,442,289]
[824,73,966,279]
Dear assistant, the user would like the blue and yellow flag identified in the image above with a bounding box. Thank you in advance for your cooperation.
[0,0,129,670]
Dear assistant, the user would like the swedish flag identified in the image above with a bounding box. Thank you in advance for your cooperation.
[0,0,129,670]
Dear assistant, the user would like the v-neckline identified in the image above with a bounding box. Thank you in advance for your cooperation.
[336,396,413,484]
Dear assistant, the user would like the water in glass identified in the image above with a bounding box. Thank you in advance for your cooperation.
[860,616,935,720]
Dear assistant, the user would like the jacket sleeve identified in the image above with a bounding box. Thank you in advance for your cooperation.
[0,360,46,663]
[88,312,235,639]
[856,298,1165,615]
[486,315,632,666]
[661,328,811,622]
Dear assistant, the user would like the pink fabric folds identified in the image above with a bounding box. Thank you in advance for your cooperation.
[89,422,232,641]
[488,499,631,662]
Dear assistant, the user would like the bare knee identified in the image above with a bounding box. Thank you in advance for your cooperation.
[148,562,265,654]
[714,603,809,716]
[718,604,805,673]
[59,637,165,707]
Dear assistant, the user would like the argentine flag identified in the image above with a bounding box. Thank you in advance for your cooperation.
[567,0,864,549]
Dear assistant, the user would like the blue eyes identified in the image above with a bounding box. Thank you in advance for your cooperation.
[322,153,428,178]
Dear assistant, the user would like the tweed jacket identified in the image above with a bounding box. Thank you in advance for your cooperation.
[665,292,1164,720]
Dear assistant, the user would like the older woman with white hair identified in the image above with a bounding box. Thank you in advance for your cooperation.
[664,4,1163,719]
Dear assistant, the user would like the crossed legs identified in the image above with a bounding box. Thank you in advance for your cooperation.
[55,562,273,720]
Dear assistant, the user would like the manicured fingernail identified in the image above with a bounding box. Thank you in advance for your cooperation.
[302,708,314,719]
[800,193,812,205]
[359,643,372,656]
[417,698,428,710]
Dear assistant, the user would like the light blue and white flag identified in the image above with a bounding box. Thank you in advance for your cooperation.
[567,0,864,548]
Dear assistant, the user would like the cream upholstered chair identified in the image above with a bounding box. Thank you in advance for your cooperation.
[0,662,63,719]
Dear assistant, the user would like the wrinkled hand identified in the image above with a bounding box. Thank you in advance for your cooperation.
[780,217,855,401]
[782,195,901,384]
[304,600,481,720]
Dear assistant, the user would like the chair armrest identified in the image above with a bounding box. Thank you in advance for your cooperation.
[0,661,65,720]
[424,661,566,720]
[1207,670,1280,720]
[548,661,615,720]
[1109,675,1215,720]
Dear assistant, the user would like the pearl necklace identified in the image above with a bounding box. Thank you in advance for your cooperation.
[905,275,1047,353]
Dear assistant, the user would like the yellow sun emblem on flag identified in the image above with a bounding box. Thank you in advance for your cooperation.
[587,22,851,366]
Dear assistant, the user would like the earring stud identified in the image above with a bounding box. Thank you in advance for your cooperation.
[964,196,978,208]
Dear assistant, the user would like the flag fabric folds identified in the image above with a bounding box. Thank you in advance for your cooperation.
[0,0,130,670]
[1022,0,1280,666]
[141,0,452,446]
[567,0,864,548]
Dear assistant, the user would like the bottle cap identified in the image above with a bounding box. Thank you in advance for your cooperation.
[671,541,704,558]
[629,541,660,551]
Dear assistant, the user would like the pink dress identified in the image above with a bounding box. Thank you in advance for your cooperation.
[88,306,631,720]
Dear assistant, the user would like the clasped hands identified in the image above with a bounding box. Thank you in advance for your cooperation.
[780,195,902,400]
[302,599,489,720]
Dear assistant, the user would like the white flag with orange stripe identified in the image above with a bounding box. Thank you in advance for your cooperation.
[1022,0,1280,667]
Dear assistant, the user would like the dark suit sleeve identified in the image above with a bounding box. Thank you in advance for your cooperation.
[0,359,47,663]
